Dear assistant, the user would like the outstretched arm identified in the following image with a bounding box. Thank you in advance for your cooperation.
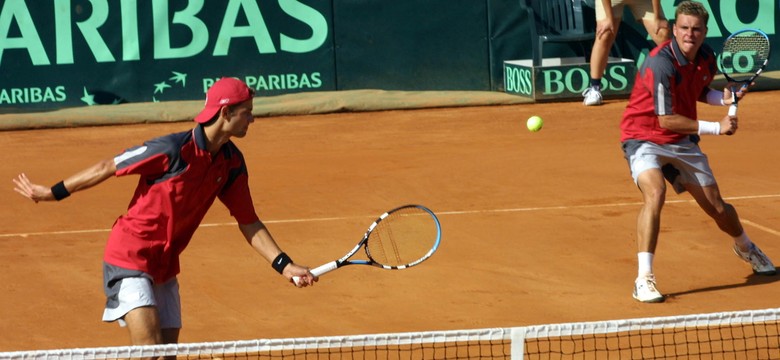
[13,158,117,203]
[238,220,316,287]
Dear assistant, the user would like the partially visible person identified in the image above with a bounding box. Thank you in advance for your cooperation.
[619,1,775,303]
[12,77,317,346]
[583,0,670,106]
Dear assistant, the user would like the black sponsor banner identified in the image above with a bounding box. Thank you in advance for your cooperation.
[504,58,635,101]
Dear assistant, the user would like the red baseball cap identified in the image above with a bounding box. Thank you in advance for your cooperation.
[194,77,254,123]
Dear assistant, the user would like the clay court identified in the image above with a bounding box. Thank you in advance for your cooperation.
[1,91,779,352]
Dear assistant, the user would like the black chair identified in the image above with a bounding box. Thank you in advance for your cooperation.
[520,0,596,66]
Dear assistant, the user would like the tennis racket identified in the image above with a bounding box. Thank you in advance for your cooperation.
[293,204,442,285]
[718,29,771,117]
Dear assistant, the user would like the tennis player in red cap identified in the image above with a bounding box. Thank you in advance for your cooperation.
[13,77,316,346]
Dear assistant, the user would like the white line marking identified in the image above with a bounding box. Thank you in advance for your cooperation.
[437,194,780,216]
[2,194,778,238]
[742,219,780,237]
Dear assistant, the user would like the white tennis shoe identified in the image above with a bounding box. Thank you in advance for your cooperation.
[633,275,665,303]
[733,244,777,275]
[582,86,603,106]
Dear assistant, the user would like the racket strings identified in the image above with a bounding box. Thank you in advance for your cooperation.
[722,32,770,74]
[372,220,404,265]
[366,207,438,267]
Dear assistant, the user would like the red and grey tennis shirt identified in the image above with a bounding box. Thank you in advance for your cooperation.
[103,125,260,284]
[620,38,718,144]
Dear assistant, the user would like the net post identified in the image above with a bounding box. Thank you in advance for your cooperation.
[510,326,526,360]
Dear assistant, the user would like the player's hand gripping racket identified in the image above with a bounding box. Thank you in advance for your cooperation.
[718,29,771,117]
[293,204,442,285]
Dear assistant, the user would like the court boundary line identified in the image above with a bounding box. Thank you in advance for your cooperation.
[2,194,778,238]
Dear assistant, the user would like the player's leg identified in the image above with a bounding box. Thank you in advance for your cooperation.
[155,278,183,344]
[103,264,161,338]
[103,264,183,348]
[125,314,180,345]
[124,306,164,345]
[120,278,182,360]
[632,168,666,303]
[623,139,667,303]
[685,183,776,275]
[124,308,179,360]
[669,139,775,276]
[636,168,666,255]
[684,182,741,236]
[163,328,180,344]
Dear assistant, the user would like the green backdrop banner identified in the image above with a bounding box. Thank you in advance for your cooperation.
[0,0,777,112]
[0,0,336,111]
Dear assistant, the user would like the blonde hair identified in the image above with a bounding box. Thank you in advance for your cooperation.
[675,1,709,24]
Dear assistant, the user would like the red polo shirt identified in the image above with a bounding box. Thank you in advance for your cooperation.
[104,125,260,283]
[620,39,718,144]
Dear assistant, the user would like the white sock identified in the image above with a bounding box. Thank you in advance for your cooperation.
[733,232,752,252]
[637,252,654,278]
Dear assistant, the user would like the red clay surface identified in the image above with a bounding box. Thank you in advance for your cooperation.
[1,92,779,351]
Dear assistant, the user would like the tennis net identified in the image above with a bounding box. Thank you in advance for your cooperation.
[2,308,778,359]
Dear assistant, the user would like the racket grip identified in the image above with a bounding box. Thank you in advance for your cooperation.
[292,261,338,286]
[728,104,738,117]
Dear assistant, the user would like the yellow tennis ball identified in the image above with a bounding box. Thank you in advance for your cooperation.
[526,115,543,132]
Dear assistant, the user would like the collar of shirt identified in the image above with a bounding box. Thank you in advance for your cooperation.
[670,38,692,66]
[193,124,208,151]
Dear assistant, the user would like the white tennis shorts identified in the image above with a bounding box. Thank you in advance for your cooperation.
[596,0,660,22]
[622,137,717,194]
[102,263,182,329]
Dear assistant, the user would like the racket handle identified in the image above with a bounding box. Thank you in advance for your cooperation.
[727,85,739,117]
[292,261,339,286]
[728,103,738,117]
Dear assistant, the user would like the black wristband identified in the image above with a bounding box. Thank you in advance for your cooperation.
[272,252,292,274]
[51,181,71,201]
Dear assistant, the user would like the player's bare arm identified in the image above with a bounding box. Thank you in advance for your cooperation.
[13,158,116,203]
[658,114,736,136]
[238,220,316,287]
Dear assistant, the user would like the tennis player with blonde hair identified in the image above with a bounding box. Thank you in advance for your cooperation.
[620,1,775,303]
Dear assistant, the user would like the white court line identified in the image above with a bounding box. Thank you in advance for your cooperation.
[2,194,779,239]
[742,219,780,237]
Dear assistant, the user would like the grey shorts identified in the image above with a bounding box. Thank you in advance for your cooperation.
[622,137,716,194]
[102,262,182,329]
